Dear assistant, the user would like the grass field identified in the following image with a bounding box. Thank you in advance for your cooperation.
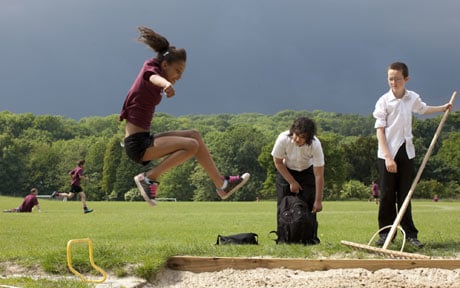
[0,196,459,286]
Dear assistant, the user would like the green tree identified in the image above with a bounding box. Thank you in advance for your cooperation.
[101,136,123,199]
[430,132,460,183]
[258,142,277,200]
[26,142,62,194]
[319,132,349,200]
[340,180,369,200]
[113,152,142,200]
[342,135,378,184]
[205,125,265,201]
[415,180,445,199]
[159,159,196,201]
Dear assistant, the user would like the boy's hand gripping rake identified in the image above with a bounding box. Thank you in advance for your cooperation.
[342,91,457,259]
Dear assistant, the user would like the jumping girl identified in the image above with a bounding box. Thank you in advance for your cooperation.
[119,26,250,206]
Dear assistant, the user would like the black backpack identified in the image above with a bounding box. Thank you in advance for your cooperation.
[272,195,317,245]
[215,233,258,245]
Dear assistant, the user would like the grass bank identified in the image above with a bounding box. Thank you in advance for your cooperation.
[1,196,458,285]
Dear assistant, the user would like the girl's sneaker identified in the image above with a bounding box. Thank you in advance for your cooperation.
[217,173,250,200]
[134,173,158,207]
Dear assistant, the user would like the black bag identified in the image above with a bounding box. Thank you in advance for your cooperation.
[216,233,258,245]
[272,195,317,245]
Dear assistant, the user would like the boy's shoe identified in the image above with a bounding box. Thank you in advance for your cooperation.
[134,173,158,207]
[407,237,424,248]
[375,233,394,247]
[84,208,93,214]
[50,191,57,199]
[217,173,250,200]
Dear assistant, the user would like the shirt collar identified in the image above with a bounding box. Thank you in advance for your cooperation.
[388,89,409,101]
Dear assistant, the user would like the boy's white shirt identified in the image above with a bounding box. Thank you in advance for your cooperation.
[271,131,325,171]
[373,89,428,160]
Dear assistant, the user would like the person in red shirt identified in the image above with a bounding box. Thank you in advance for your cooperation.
[51,160,93,214]
[119,27,250,207]
[3,188,41,213]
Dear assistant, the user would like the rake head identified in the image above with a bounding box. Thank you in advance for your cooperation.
[341,240,430,260]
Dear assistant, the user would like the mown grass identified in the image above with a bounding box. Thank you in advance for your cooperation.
[0,196,459,286]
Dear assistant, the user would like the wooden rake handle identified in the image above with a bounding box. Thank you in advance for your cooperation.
[383,91,457,249]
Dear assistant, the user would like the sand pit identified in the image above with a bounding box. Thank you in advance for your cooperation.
[2,257,460,288]
[152,256,460,288]
[153,267,460,288]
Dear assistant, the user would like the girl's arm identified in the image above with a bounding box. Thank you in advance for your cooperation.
[149,75,175,97]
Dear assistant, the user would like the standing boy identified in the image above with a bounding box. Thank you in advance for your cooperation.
[271,116,324,244]
[373,62,451,248]
[51,160,93,214]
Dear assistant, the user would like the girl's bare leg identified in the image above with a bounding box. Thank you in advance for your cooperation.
[142,130,225,188]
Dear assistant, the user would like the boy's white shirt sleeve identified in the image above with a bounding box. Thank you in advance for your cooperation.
[373,96,387,129]
[411,94,428,114]
[271,131,288,159]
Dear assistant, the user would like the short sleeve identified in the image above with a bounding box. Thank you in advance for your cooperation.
[271,132,288,159]
[373,97,387,129]
[412,94,428,114]
[142,61,162,81]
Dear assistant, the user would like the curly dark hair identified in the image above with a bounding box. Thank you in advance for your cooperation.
[288,117,317,145]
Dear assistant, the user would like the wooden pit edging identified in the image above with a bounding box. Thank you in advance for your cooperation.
[166,256,460,273]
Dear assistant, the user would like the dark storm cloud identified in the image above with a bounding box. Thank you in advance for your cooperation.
[1,0,459,119]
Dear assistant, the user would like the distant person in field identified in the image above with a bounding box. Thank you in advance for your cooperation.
[271,116,325,244]
[3,188,41,213]
[370,181,379,204]
[51,160,93,214]
[119,26,250,206]
[373,61,452,248]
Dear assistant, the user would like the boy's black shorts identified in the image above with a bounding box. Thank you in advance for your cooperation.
[124,132,154,165]
[70,185,83,193]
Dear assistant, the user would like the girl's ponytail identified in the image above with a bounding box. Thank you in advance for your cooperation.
[137,26,170,53]
[137,26,186,64]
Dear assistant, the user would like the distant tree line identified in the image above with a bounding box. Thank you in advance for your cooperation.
[0,110,458,201]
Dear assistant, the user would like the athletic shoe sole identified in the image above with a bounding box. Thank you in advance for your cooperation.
[219,173,251,200]
[134,175,157,207]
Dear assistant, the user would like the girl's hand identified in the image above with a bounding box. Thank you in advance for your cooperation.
[163,83,176,98]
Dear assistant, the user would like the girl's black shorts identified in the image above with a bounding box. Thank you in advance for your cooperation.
[124,132,154,165]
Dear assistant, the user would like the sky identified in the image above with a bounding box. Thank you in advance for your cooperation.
[1,0,459,120]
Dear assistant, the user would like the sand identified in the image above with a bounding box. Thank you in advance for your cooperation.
[153,267,460,288]
[2,260,460,288]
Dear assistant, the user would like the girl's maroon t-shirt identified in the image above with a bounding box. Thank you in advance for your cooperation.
[119,58,164,130]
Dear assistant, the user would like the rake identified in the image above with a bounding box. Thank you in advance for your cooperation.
[342,91,457,259]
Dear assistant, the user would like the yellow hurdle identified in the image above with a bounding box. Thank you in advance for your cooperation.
[66,238,107,283]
